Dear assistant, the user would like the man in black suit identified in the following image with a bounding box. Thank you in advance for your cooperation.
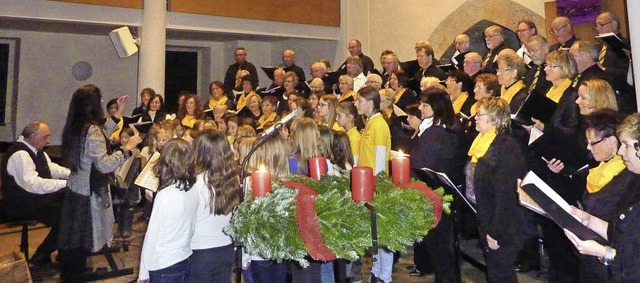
[338,39,375,76]
[412,43,447,93]
[549,17,578,52]
[223,47,259,93]
[282,49,306,86]
[481,25,506,74]
[451,34,471,70]
[593,11,635,113]
[524,35,552,97]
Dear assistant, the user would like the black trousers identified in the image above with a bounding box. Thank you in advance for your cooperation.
[424,212,460,283]
[540,217,578,282]
[58,248,89,282]
[479,235,519,283]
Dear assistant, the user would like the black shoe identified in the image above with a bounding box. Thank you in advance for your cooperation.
[405,264,417,272]
[29,253,52,267]
[515,263,541,273]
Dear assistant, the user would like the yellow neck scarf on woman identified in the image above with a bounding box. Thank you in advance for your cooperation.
[470,102,478,116]
[208,96,228,110]
[258,112,277,129]
[546,78,572,103]
[586,155,626,193]
[451,92,469,114]
[394,88,406,103]
[468,128,497,163]
[500,80,525,104]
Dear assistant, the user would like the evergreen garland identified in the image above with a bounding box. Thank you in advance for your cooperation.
[226,173,451,266]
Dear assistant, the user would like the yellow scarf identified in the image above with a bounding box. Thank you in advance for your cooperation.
[258,112,277,129]
[236,92,250,110]
[208,96,228,110]
[451,92,469,114]
[470,102,478,116]
[546,78,572,103]
[586,155,626,193]
[468,128,497,163]
[182,115,197,128]
[339,90,357,102]
[394,88,407,103]
[332,122,345,132]
[500,80,525,104]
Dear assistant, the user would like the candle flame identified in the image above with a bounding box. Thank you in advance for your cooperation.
[258,164,267,171]
[398,150,404,157]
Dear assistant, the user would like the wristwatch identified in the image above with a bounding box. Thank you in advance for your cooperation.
[115,147,132,159]
[599,245,615,266]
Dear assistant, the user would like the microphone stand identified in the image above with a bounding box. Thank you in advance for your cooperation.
[234,124,283,283]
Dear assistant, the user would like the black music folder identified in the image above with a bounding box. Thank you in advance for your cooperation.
[420,167,477,215]
[519,171,606,243]
[511,93,557,126]
[595,32,630,51]
[129,121,153,134]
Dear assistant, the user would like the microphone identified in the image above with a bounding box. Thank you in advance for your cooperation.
[257,108,302,140]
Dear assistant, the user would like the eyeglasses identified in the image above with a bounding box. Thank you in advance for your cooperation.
[496,68,513,73]
[484,34,500,39]
[551,24,569,34]
[476,112,488,117]
[318,103,329,108]
[594,21,612,29]
[545,62,561,68]
[588,136,609,146]
[516,28,532,34]
[365,80,381,85]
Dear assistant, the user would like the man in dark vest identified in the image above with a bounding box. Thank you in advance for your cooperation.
[2,121,69,266]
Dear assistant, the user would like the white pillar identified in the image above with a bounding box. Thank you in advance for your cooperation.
[627,1,640,111]
[137,0,167,98]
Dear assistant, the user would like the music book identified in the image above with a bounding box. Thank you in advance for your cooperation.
[204,108,215,119]
[595,32,630,51]
[261,66,279,80]
[511,93,557,126]
[437,63,457,73]
[129,121,153,134]
[420,167,477,215]
[458,112,472,121]
[121,114,142,125]
[114,156,141,189]
[528,133,589,175]
[519,171,606,243]
[528,127,544,146]
[401,60,420,78]
[134,151,160,192]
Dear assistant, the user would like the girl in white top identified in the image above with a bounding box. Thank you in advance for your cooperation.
[191,129,242,282]
[138,139,199,282]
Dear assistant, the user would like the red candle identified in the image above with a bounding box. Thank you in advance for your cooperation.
[351,166,374,201]
[251,164,272,199]
[392,150,410,184]
[309,156,327,181]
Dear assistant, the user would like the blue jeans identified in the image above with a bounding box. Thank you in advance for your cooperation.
[321,262,335,283]
[251,260,288,283]
[191,245,234,283]
[149,257,191,283]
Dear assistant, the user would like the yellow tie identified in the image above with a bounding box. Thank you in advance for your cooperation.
[528,66,541,93]
[482,51,492,68]
[599,46,607,66]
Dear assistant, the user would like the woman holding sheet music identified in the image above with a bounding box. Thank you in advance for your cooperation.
[465,97,525,283]
[565,113,640,282]
[409,88,464,282]
[572,110,631,282]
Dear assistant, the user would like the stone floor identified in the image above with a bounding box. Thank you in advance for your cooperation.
[0,213,548,283]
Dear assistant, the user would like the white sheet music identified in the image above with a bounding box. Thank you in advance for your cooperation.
[134,151,160,192]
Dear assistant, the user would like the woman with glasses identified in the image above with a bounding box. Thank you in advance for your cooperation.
[466,97,525,283]
[571,110,631,282]
[496,52,528,114]
[338,75,357,102]
[318,94,344,132]
[515,19,537,64]
[445,70,475,116]
[565,113,640,282]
